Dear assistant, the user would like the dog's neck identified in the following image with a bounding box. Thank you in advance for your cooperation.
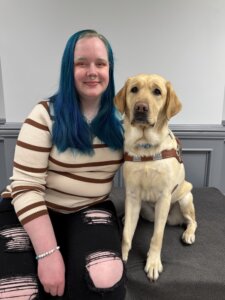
[134,129,173,149]
[124,121,175,155]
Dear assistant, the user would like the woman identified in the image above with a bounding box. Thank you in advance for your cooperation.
[0,29,125,299]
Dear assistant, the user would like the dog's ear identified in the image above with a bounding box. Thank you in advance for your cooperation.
[165,82,182,119]
[114,83,127,114]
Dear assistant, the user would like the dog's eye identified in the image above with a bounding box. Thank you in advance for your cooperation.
[130,86,139,93]
[153,88,161,96]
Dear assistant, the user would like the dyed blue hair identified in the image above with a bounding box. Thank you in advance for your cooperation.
[50,29,123,154]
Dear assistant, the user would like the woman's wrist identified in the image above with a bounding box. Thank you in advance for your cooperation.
[36,246,60,260]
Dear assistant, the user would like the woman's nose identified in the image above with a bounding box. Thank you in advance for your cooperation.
[87,63,97,76]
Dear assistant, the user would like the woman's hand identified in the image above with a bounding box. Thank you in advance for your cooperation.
[23,215,65,295]
[38,249,65,296]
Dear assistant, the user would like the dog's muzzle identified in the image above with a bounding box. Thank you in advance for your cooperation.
[132,102,150,125]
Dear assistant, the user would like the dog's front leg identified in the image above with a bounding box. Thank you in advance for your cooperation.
[145,195,171,281]
[122,191,142,262]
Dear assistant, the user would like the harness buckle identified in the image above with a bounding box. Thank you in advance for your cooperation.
[153,153,162,160]
[176,145,183,162]
[132,155,142,162]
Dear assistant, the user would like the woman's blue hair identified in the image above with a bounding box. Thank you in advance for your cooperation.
[50,29,123,154]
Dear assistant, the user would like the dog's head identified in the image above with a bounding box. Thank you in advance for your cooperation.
[115,74,182,128]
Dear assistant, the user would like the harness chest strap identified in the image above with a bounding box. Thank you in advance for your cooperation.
[124,148,183,163]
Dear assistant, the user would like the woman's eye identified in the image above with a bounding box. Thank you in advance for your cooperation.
[131,86,138,93]
[153,88,161,95]
[96,59,108,67]
[75,61,87,67]
[97,63,105,67]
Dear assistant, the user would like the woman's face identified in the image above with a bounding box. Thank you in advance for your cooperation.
[74,37,110,104]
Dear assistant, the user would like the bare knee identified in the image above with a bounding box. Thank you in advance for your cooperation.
[86,251,124,289]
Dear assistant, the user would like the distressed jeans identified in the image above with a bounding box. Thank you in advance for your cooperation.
[0,198,126,299]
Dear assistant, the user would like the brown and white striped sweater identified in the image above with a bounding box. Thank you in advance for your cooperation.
[1,101,123,225]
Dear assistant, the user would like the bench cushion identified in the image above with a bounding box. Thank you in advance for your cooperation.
[110,187,225,299]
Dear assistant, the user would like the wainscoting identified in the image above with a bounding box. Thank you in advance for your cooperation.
[114,124,225,194]
[1,123,225,194]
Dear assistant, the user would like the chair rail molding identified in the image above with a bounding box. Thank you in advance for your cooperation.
[1,123,225,194]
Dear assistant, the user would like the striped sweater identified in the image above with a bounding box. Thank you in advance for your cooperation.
[1,101,123,225]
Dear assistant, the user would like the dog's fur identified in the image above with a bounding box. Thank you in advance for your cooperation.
[115,74,197,281]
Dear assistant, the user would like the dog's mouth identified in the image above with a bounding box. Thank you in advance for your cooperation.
[131,112,155,127]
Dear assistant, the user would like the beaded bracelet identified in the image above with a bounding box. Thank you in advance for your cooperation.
[36,246,60,260]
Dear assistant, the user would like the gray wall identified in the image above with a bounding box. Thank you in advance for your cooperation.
[1,1,225,194]
[0,0,225,124]
[0,59,5,124]
[114,124,225,193]
[1,123,225,194]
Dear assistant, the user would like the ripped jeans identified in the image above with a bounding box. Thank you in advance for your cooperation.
[0,198,126,299]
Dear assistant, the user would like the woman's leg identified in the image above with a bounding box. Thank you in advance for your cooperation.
[0,197,44,299]
[50,200,126,300]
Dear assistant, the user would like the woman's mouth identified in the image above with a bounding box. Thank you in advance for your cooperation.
[85,81,99,86]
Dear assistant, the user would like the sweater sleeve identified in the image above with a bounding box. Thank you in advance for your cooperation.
[10,101,53,225]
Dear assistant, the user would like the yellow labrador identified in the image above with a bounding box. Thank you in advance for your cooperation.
[115,74,197,281]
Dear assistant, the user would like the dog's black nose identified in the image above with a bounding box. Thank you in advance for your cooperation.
[132,102,150,125]
[134,102,149,112]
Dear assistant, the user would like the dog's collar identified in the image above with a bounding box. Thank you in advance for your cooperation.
[135,143,153,149]
[135,130,174,150]
[124,147,183,163]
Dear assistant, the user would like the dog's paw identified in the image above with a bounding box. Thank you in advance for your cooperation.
[182,221,197,245]
[182,231,195,244]
[144,256,163,281]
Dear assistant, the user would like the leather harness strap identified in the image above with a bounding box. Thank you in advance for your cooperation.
[124,148,183,163]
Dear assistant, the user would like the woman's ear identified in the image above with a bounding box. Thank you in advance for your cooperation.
[165,81,182,120]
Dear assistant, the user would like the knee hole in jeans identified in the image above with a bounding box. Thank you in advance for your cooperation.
[86,251,124,289]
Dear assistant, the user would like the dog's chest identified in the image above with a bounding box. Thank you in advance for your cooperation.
[124,160,168,181]
[123,160,182,202]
